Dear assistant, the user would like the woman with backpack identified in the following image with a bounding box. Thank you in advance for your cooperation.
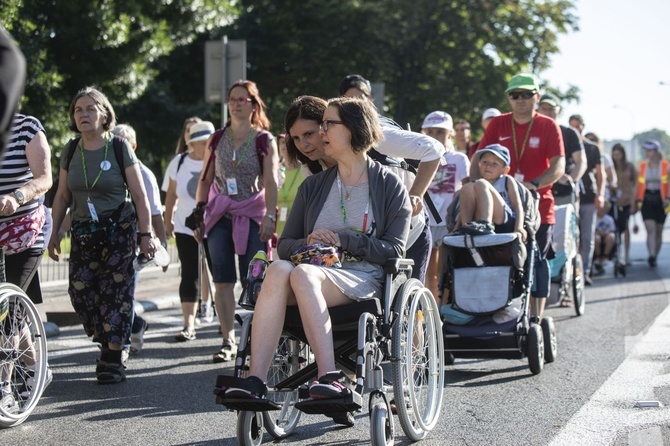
[48,86,155,384]
[164,120,215,342]
[193,80,279,363]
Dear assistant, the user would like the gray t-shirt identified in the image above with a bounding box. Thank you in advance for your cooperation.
[61,137,138,221]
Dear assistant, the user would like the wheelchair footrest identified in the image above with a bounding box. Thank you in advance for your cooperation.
[295,393,362,415]
[215,397,281,411]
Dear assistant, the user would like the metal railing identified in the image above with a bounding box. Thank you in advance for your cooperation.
[39,236,180,284]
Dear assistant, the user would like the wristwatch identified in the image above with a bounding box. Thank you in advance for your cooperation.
[12,190,25,205]
[265,213,276,222]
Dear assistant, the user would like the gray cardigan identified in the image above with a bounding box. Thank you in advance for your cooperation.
[278,157,411,264]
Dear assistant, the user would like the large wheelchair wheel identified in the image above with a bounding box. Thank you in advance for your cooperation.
[0,284,48,428]
[262,336,310,439]
[391,279,444,441]
[572,254,585,316]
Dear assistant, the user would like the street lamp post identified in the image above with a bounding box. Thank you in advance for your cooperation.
[613,105,636,165]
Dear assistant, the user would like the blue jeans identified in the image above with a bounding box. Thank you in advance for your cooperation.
[205,216,266,283]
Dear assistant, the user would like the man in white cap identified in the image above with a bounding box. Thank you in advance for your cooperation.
[421,110,470,301]
[473,73,565,325]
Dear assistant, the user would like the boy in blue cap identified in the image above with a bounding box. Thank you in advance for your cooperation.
[455,144,526,240]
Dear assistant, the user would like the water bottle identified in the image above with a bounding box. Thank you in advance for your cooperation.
[238,250,269,309]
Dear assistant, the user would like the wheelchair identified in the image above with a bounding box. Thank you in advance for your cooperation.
[214,258,445,445]
[0,248,49,428]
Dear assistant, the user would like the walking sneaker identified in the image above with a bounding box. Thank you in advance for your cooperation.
[197,300,214,324]
[19,365,53,398]
[175,328,196,342]
[130,320,149,354]
[308,371,352,399]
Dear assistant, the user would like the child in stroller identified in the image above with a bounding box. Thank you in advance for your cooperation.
[593,201,616,276]
[454,144,527,242]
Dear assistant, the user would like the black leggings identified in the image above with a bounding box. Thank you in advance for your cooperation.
[175,233,200,303]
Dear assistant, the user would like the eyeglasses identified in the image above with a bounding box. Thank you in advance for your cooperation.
[508,91,536,100]
[320,119,344,132]
[227,97,253,105]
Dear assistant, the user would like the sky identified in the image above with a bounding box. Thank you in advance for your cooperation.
[542,0,670,143]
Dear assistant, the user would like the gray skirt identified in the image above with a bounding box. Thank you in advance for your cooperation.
[320,260,384,301]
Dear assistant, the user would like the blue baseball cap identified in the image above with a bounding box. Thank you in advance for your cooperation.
[477,144,511,167]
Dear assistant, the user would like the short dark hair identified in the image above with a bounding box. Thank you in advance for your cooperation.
[68,86,116,133]
[568,114,584,126]
[284,95,327,165]
[326,96,382,154]
[454,119,471,129]
[338,74,372,98]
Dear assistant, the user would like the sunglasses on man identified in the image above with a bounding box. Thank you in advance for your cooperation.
[508,90,536,100]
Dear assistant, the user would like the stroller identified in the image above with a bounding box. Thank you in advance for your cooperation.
[597,196,626,278]
[547,193,586,316]
[440,181,556,375]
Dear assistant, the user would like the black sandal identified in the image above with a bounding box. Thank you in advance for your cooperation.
[97,362,126,385]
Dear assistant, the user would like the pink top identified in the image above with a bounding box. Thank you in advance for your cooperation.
[204,183,266,255]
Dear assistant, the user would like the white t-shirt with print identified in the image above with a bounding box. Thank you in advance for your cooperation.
[165,153,204,235]
[427,150,470,227]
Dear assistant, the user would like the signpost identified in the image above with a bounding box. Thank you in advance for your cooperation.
[205,36,247,127]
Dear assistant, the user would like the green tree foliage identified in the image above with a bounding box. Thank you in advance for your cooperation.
[225,0,577,136]
[1,0,236,174]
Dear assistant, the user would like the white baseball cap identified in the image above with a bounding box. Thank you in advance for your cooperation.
[421,111,453,130]
[482,108,501,121]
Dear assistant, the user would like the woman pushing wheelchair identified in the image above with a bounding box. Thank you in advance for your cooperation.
[224,96,411,400]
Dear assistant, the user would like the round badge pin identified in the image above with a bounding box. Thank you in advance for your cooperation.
[100,160,112,171]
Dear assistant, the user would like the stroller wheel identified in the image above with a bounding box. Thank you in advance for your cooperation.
[572,254,585,316]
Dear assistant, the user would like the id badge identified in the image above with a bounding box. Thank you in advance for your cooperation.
[226,178,238,195]
[87,197,99,222]
[514,172,525,182]
[279,207,288,222]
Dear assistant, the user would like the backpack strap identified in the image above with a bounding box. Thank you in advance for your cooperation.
[111,136,127,186]
[255,130,270,175]
[176,151,189,173]
[65,137,81,172]
[202,128,225,181]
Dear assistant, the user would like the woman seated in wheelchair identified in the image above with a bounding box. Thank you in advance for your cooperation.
[453,144,526,240]
[225,96,411,400]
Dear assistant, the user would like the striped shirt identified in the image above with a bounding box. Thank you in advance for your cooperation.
[0,114,46,250]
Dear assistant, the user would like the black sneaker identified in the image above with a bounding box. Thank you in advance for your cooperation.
[97,363,126,385]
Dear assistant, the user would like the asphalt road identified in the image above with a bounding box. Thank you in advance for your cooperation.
[2,219,670,445]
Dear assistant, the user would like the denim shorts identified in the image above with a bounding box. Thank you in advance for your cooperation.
[205,216,266,283]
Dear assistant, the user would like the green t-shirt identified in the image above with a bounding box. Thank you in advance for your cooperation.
[61,137,138,222]
[276,167,303,237]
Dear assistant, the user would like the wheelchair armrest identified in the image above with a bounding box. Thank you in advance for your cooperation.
[384,258,414,276]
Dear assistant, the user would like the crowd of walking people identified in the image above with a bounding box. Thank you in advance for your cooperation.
[1,32,668,396]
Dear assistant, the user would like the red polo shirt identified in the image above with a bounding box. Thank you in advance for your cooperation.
[478,112,564,224]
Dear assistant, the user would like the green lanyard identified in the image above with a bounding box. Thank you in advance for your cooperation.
[511,117,534,170]
[231,127,254,171]
[80,138,109,190]
[337,173,370,233]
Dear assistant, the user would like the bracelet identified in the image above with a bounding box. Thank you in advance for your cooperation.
[265,213,276,222]
[139,232,152,238]
[196,201,206,209]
